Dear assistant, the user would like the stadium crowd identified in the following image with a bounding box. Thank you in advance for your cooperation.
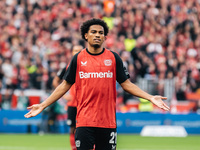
[0,0,200,110]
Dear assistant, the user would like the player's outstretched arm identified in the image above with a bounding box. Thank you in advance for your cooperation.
[24,80,72,118]
[120,79,170,111]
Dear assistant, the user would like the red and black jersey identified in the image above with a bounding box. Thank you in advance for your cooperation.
[64,48,129,128]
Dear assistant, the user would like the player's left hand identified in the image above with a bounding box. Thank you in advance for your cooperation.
[150,96,170,111]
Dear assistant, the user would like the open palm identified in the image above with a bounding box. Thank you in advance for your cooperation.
[150,95,170,111]
[24,104,44,118]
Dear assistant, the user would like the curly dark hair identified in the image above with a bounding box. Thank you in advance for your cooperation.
[80,18,109,41]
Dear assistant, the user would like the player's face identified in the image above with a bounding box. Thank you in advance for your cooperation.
[85,25,105,48]
[72,46,82,56]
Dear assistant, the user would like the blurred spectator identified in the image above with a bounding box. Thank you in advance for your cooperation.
[39,90,57,133]
[175,64,187,100]
[103,13,114,30]
[1,89,13,110]
[124,33,136,52]
[120,50,135,104]
[1,59,13,89]
[138,98,153,112]
[17,90,29,110]
[0,59,4,89]
[17,60,29,89]
[103,0,115,14]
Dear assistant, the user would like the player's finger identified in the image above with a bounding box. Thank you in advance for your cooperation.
[161,97,167,100]
[24,112,32,118]
[27,106,33,109]
[162,104,170,111]
[163,106,169,111]
[163,103,170,110]
[164,107,170,111]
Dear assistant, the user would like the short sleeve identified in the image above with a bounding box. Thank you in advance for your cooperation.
[57,67,66,80]
[111,51,130,84]
[63,54,78,84]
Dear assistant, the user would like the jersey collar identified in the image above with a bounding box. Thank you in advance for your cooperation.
[86,48,105,55]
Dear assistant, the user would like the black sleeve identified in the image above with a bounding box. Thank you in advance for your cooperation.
[111,51,130,84]
[63,53,78,84]
[57,67,66,80]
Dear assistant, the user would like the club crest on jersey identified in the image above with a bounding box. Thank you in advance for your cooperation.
[104,59,112,66]
[81,61,87,66]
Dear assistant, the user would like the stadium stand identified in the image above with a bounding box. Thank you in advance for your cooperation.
[0,0,200,114]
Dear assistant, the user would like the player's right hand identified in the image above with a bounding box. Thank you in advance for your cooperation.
[24,104,44,118]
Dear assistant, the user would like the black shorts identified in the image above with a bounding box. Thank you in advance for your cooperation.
[75,127,117,150]
[66,106,77,127]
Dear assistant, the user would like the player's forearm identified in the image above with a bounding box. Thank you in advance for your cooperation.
[121,79,153,101]
[41,80,71,109]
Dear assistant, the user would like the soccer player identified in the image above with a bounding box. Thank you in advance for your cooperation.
[52,45,83,150]
[24,18,170,150]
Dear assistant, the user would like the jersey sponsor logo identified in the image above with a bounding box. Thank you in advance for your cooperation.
[79,70,113,78]
[104,59,112,66]
[81,61,87,66]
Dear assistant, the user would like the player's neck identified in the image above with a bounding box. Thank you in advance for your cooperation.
[87,44,103,54]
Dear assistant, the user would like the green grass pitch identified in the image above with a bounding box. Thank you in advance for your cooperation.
[0,134,199,150]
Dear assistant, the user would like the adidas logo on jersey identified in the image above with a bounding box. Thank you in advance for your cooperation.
[79,71,113,78]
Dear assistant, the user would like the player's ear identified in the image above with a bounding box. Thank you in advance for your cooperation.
[85,33,88,40]
[104,36,107,41]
